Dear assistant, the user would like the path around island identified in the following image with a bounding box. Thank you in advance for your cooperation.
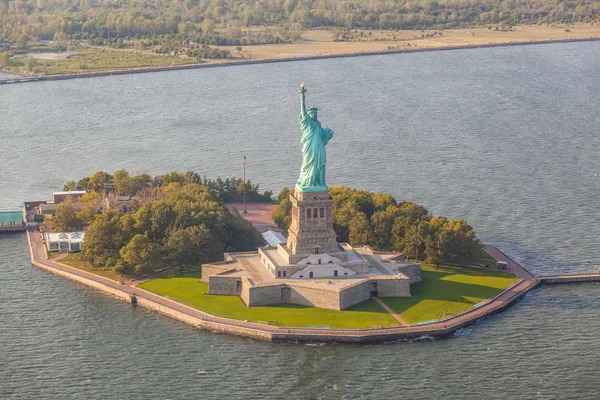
[26,228,547,343]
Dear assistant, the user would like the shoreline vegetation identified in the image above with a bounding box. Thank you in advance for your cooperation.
[2,25,600,83]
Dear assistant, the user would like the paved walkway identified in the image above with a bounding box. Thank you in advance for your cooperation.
[27,230,541,342]
[483,245,536,282]
[226,202,278,233]
[373,297,408,326]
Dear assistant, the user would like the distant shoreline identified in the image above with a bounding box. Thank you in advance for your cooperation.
[2,37,599,85]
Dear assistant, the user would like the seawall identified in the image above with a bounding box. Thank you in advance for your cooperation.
[26,229,541,343]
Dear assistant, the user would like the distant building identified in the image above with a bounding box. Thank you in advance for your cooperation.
[45,232,85,253]
[53,190,87,204]
[103,194,134,213]
[0,211,26,232]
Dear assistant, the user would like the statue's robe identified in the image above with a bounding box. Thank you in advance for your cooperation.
[296,112,334,191]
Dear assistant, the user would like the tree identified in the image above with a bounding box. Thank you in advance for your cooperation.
[348,212,372,245]
[166,225,223,266]
[425,230,451,269]
[272,187,292,231]
[77,177,91,189]
[63,180,77,191]
[48,200,83,232]
[445,219,480,264]
[88,171,113,191]
[402,220,428,262]
[26,57,36,72]
[398,201,429,222]
[370,209,395,250]
[77,191,103,224]
[114,169,151,196]
[133,201,175,242]
[120,234,160,272]
[227,207,265,251]
[0,52,10,68]
[82,209,124,267]
[372,193,397,211]
[391,214,411,251]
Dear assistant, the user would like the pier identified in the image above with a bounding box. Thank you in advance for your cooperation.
[538,273,600,284]
[0,211,26,233]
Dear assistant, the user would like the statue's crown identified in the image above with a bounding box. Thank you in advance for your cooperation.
[308,107,319,112]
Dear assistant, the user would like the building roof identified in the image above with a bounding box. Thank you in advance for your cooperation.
[39,203,58,212]
[262,230,287,246]
[45,231,85,243]
[0,211,23,224]
[53,190,87,196]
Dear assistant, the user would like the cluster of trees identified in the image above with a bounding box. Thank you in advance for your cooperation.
[46,169,272,274]
[273,186,481,266]
[81,182,263,274]
[185,44,231,60]
[64,169,272,202]
[2,0,599,49]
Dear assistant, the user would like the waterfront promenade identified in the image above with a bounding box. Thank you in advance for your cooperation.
[26,229,548,343]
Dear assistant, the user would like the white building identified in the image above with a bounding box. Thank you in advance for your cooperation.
[45,232,85,253]
[261,230,287,246]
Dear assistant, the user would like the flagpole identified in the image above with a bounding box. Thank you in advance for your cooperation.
[243,155,247,214]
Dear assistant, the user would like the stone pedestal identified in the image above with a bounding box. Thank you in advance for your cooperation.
[286,189,338,256]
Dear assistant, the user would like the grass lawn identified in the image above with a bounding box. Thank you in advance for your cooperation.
[472,247,497,266]
[60,253,170,282]
[138,266,399,329]
[383,264,520,324]
[60,253,124,282]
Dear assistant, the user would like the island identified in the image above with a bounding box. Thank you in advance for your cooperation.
[22,84,600,343]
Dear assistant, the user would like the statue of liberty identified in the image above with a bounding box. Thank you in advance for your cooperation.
[296,82,334,192]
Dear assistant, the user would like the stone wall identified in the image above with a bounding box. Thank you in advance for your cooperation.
[289,284,343,310]
[245,284,286,306]
[133,293,273,342]
[200,256,236,283]
[207,276,241,295]
[398,264,422,283]
[374,278,411,297]
[339,281,372,310]
[33,260,136,304]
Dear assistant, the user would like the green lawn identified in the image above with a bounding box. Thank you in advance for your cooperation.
[383,264,520,324]
[137,266,399,329]
[60,253,125,282]
[472,247,498,266]
[137,263,519,328]
[60,253,169,282]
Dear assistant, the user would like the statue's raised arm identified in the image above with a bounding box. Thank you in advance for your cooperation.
[299,82,308,119]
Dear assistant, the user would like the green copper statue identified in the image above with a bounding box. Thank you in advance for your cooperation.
[296,82,334,192]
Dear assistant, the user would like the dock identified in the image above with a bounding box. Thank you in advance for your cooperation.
[0,211,26,233]
[538,273,600,284]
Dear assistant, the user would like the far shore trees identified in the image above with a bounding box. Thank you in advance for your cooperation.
[2,0,598,51]
[272,185,481,265]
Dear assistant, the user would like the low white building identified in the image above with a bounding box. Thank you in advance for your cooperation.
[45,232,85,253]
[261,230,287,246]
